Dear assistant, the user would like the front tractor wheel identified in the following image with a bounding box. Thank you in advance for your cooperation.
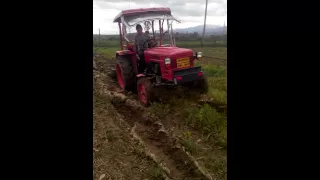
[137,77,154,106]
[194,77,209,93]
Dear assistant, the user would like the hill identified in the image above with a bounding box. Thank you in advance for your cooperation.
[174,24,227,35]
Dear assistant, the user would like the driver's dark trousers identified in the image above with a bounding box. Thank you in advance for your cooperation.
[137,50,146,73]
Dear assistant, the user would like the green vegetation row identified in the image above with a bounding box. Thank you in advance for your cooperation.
[93,39,227,48]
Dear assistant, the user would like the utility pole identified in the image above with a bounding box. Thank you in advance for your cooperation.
[186,31,188,45]
[223,21,225,44]
[98,28,100,47]
[223,6,227,44]
[223,21,225,35]
[201,0,209,47]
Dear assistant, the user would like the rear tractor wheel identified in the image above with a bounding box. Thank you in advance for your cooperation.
[116,56,135,92]
[137,77,154,106]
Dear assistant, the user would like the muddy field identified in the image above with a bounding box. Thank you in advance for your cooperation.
[93,52,226,180]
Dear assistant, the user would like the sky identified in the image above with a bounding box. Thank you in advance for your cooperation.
[93,0,227,34]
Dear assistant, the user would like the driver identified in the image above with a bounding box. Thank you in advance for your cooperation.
[134,24,150,72]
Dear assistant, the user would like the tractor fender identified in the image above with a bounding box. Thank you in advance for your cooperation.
[116,50,134,56]
[116,51,139,75]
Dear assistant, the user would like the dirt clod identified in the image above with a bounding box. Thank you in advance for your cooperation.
[98,174,105,180]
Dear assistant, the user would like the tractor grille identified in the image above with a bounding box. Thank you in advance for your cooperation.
[173,66,202,84]
[174,66,201,76]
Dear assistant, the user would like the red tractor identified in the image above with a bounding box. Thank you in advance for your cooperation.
[113,7,207,106]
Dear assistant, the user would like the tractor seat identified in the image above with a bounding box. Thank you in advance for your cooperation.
[131,45,136,52]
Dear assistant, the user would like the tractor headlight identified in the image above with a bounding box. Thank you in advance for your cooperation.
[165,57,171,64]
[197,52,202,58]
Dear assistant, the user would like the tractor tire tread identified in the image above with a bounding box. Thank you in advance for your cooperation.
[117,56,135,91]
[137,77,154,106]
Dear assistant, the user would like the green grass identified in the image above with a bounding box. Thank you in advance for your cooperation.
[93,39,120,48]
[149,165,165,180]
[203,156,227,180]
[182,138,198,155]
[181,130,198,155]
[93,47,118,59]
[195,47,227,60]
[202,64,226,77]
[196,63,227,106]
[174,41,226,48]
[149,97,226,149]
[206,76,227,106]
[186,104,226,148]
[149,103,171,119]
[195,47,227,106]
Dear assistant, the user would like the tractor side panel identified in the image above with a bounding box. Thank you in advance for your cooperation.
[144,52,151,64]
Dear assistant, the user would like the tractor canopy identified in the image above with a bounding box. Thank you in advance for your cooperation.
[113,7,182,48]
[113,7,180,27]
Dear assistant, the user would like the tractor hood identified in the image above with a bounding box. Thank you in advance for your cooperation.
[146,47,193,57]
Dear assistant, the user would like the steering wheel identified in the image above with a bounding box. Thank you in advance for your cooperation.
[142,38,159,49]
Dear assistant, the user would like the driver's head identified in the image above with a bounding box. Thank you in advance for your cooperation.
[136,24,143,34]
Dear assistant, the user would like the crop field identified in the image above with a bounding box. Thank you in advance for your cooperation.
[93,44,227,180]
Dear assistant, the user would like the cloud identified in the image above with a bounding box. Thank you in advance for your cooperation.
[93,0,227,34]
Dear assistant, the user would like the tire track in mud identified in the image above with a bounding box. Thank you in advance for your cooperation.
[114,105,191,180]
[94,55,214,180]
[112,101,214,180]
